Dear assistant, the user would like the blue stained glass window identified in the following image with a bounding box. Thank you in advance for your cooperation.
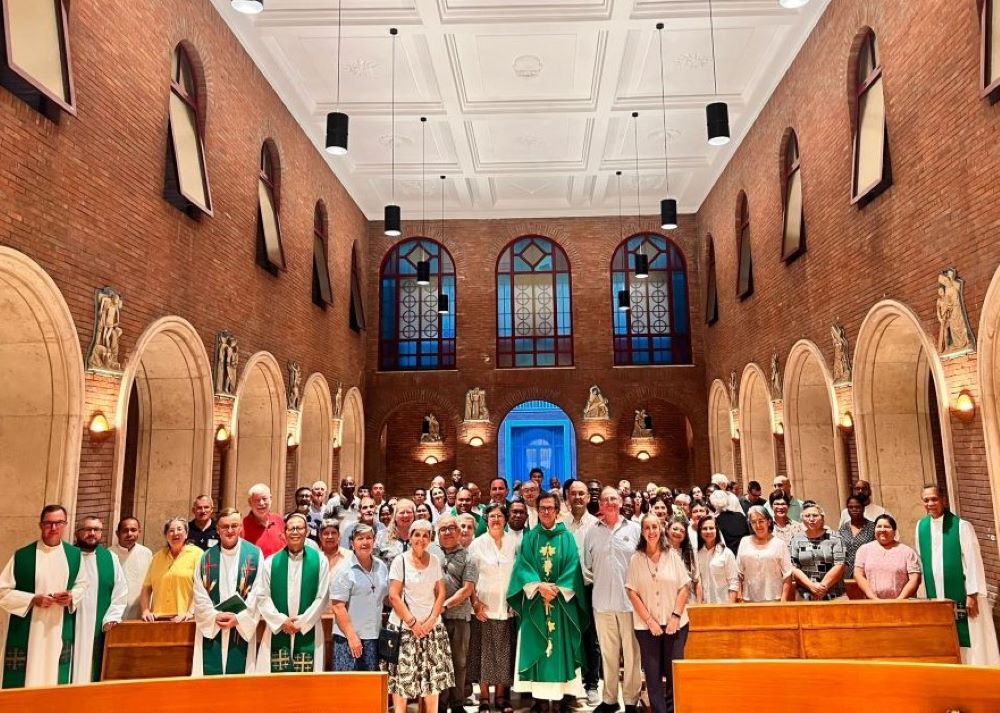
[610,234,691,365]
[378,238,457,371]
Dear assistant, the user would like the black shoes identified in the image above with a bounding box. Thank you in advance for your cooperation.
[593,704,621,713]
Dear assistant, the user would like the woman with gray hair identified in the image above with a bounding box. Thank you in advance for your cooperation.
[330,523,389,672]
[736,506,793,602]
[140,516,202,621]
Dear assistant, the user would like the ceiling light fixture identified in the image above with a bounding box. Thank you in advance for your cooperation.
[617,289,630,311]
[631,111,649,280]
[655,22,678,230]
[616,170,631,310]
[437,175,450,314]
[705,0,731,146]
[778,0,810,7]
[231,0,264,14]
[384,28,401,236]
[324,0,349,155]
[416,117,431,284]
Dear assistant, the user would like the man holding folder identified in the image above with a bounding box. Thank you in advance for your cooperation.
[192,507,262,675]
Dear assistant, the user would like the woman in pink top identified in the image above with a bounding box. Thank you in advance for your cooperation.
[853,514,921,600]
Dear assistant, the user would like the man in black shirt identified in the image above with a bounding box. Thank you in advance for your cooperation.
[187,494,218,550]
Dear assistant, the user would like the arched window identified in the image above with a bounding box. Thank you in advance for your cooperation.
[379,238,456,371]
[780,129,804,261]
[981,0,1000,99]
[610,234,690,365]
[705,235,719,325]
[496,236,572,368]
[312,201,333,307]
[850,28,891,204]
[256,141,285,273]
[735,191,753,299]
[165,44,212,217]
[349,241,366,332]
[0,0,75,120]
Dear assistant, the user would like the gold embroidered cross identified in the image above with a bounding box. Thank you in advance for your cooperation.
[271,648,291,671]
[292,651,313,672]
[539,545,556,557]
[4,648,26,670]
[547,619,556,633]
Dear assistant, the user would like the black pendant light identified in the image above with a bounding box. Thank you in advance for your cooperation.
[635,253,650,279]
[416,260,431,285]
[705,0,731,146]
[617,290,630,312]
[415,117,430,285]
[438,293,450,314]
[324,0,349,155]
[631,111,649,280]
[436,175,449,314]
[384,28,401,236]
[655,23,678,230]
[616,171,631,311]
[231,0,263,14]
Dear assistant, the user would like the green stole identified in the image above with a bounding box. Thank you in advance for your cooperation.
[917,510,971,647]
[88,547,116,682]
[199,540,260,675]
[506,523,587,684]
[2,542,82,689]
[268,546,320,673]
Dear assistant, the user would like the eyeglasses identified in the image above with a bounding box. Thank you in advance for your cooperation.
[439,525,457,532]
[286,526,307,533]
[538,506,557,513]
[41,521,67,528]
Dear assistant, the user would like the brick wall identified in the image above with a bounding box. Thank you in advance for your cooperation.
[0,0,368,539]
[694,0,1000,599]
[364,215,710,494]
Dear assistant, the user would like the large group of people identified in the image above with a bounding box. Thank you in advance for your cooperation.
[1,468,997,709]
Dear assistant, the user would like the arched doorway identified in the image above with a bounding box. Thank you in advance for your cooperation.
[339,386,364,484]
[297,373,333,489]
[784,340,847,514]
[0,247,84,563]
[738,364,776,487]
[499,400,577,487]
[113,317,214,544]
[978,266,1000,539]
[708,379,735,477]
[854,300,956,542]
[225,352,286,509]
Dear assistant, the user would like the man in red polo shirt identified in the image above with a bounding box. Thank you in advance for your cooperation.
[242,483,285,557]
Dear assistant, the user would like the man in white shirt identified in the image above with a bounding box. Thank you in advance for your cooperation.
[307,481,328,533]
[562,479,600,706]
[585,487,642,713]
[520,480,540,529]
[506,501,529,552]
[837,480,889,528]
[71,516,127,683]
[111,517,152,620]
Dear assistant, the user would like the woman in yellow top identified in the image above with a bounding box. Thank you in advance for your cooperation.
[140,516,203,621]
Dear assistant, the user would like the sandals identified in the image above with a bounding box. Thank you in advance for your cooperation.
[500,700,514,713]
[478,704,492,713]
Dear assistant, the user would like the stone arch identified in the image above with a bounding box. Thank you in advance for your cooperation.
[708,379,735,477]
[339,386,364,485]
[112,316,214,544]
[854,300,957,542]
[738,363,776,486]
[225,352,287,509]
[979,265,1000,540]
[296,373,333,490]
[783,340,848,514]
[0,247,85,563]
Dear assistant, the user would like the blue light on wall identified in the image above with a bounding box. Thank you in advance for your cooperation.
[498,400,577,488]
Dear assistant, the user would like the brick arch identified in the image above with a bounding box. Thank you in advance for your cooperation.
[488,222,577,262]
[366,388,462,433]
[613,394,695,488]
[372,396,462,495]
[170,40,209,133]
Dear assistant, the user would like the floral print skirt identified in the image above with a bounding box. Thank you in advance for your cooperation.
[385,623,455,698]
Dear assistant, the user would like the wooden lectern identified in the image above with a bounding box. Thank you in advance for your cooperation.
[101,621,196,679]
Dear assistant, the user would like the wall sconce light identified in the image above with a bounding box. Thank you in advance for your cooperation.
[589,433,605,445]
[636,450,650,462]
[468,436,484,447]
[424,454,439,465]
[89,412,112,441]
[953,391,976,423]
[731,428,741,442]
[838,411,854,435]
[215,425,232,450]
[287,433,299,450]
[773,421,784,439]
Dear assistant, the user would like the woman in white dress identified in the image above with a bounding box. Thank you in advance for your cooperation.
[736,506,793,602]
[695,515,739,603]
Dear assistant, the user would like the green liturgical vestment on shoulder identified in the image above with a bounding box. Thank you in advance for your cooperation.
[506,522,587,684]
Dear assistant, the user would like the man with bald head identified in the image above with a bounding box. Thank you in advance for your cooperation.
[765,475,803,522]
[838,480,889,528]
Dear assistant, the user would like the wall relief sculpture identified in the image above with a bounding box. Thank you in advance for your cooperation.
[287,361,302,411]
[583,385,610,421]
[632,408,653,439]
[831,320,852,384]
[214,331,239,397]
[936,267,975,355]
[464,387,490,422]
[86,287,123,372]
[421,412,443,443]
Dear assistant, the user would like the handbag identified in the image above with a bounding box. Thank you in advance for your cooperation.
[378,556,405,664]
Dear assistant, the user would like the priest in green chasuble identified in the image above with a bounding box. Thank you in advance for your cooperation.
[71,516,126,683]
[508,492,588,711]
[192,508,263,675]
[256,513,329,673]
[0,505,88,689]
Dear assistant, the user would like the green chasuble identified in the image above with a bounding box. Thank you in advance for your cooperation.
[506,522,587,683]
[88,547,116,681]
[917,511,971,647]
[199,539,260,675]
[3,542,82,689]
[269,547,320,673]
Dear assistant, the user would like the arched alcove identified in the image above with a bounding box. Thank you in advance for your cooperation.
[0,247,84,564]
[616,398,695,489]
[297,373,333,489]
[380,401,455,494]
[978,265,1000,540]
[339,386,365,485]
[738,363,776,486]
[225,352,287,509]
[499,400,577,488]
[113,317,213,543]
[854,300,956,542]
[783,340,847,514]
[708,379,735,477]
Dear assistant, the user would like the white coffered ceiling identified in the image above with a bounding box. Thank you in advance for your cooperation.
[210,0,829,220]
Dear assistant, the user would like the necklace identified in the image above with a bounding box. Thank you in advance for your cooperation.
[644,549,661,578]
[357,560,378,593]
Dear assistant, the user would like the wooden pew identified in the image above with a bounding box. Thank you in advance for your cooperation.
[685,599,960,663]
[674,659,1000,713]
[0,672,387,711]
